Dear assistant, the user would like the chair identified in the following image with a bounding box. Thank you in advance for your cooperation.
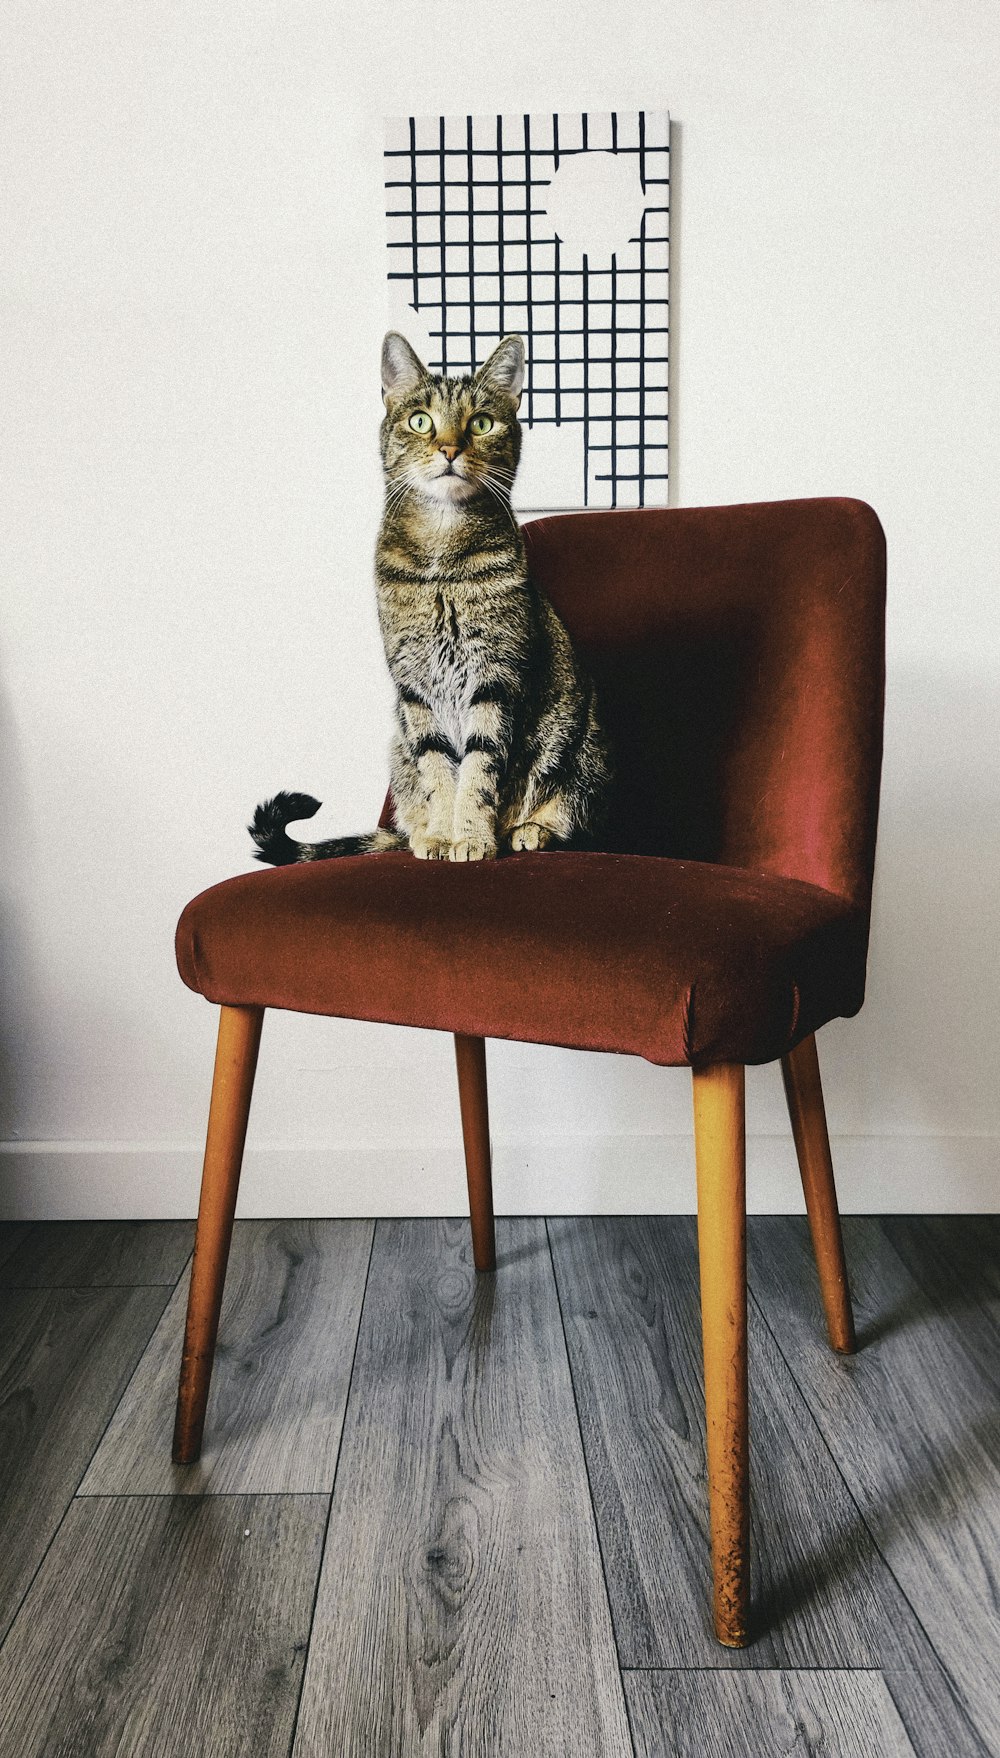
[172,496,886,1648]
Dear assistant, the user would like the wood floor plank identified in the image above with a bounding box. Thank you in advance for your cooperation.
[0,1220,194,1288]
[292,1217,632,1758]
[0,1284,170,1642]
[878,1216,1000,1391]
[624,1669,918,1758]
[547,1215,918,1667]
[881,1215,1000,1301]
[80,1218,373,1495]
[883,1656,998,1758]
[0,1223,33,1271]
[749,1216,1000,1756]
[0,1494,327,1757]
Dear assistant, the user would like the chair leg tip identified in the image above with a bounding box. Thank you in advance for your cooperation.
[171,1421,203,1467]
[829,1316,858,1354]
[712,1582,750,1649]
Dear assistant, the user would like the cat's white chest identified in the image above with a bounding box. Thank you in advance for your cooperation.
[426,592,470,747]
[435,693,465,753]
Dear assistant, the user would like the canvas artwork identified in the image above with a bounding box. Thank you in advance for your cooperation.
[384,110,670,512]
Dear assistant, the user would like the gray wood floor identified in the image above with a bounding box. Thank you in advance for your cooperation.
[0,1214,997,1756]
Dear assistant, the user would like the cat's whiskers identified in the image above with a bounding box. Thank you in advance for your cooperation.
[477,473,520,538]
[478,460,514,492]
[481,468,517,500]
[478,474,513,509]
[481,466,518,505]
[382,476,415,521]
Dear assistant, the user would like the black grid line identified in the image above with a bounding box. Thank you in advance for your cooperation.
[466,115,475,375]
[408,117,419,310]
[610,251,618,506]
[384,145,668,165]
[438,117,447,375]
[582,251,590,506]
[523,113,534,426]
[385,110,669,508]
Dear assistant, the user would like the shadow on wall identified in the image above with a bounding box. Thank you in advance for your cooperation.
[842,659,1000,1139]
[0,659,39,1154]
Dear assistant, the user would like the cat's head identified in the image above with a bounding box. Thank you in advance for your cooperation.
[379,332,524,508]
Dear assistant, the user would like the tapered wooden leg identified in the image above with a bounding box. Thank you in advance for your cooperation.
[692,1061,750,1648]
[172,1004,264,1464]
[781,1033,857,1355]
[454,1033,496,1272]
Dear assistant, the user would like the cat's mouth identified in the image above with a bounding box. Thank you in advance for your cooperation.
[423,463,478,502]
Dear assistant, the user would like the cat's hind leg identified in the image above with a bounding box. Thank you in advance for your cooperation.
[506,792,574,852]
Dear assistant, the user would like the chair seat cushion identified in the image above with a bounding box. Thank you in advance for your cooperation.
[176,852,869,1067]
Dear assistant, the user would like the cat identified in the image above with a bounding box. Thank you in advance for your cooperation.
[250,331,612,866]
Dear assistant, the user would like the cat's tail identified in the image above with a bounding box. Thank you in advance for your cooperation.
[249,791,407,865]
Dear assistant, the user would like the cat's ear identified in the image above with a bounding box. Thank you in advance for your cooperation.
[474,334,525,407]
[381,332,428,404]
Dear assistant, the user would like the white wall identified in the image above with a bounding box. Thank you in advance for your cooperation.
[2,0,998,1217]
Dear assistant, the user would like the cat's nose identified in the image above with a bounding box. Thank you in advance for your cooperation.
[437,443,461,462]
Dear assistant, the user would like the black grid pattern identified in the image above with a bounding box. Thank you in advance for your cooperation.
[384,110,669,510]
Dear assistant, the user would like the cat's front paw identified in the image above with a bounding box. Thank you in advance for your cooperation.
[510,821,555,852]
[449,837,497,863]
[410,834,452,861]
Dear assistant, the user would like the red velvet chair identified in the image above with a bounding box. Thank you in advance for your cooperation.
[172,497,886,1648]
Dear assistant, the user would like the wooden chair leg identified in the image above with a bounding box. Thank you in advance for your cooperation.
[692,1061,750,1648]
[780,1033,857,1355]
[172,1003,264,1464]
[454,1033,496,1272]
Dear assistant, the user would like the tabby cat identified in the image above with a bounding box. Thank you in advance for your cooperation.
[250,331,612,865]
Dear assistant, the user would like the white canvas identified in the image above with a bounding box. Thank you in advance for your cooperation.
[384,110,670,512]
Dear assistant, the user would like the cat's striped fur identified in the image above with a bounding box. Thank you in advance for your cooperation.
[250,331,612,865]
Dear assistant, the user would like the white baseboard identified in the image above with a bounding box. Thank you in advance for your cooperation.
[0,1134,997,1219]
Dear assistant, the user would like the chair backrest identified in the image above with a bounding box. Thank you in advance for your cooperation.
[522,498,886,911]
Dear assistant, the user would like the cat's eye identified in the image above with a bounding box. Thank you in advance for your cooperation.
[470,413,494,435]
[408,411,434,433]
